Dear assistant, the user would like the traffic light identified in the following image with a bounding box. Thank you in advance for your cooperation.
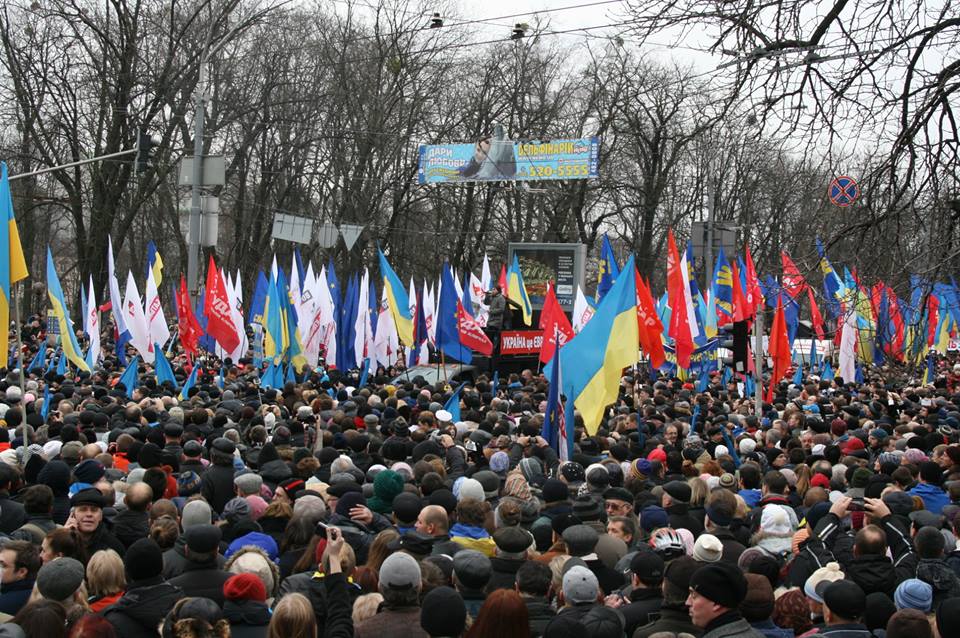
[135,130,157,174]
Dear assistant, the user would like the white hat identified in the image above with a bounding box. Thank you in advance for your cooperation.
[761,505,793,536]
[692,534,723,562]
[713,445,728,459]
[435,409,453,423]
[739,438,757,455]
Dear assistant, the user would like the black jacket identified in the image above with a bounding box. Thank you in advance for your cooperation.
[102,577,183,638]
[112,508,151,549]
[224,599,271,638]
[200,462,236,514]
[916,557,960,611]
[168,558,232,607]
[162,537,226,580]
[620,588,663,638]
[584,557,625,595]
[524,596,555,638]
[633,603,702,638]
[711,527,747,565]
[0,494,27,534]
[666,502,704,537]
[85,522,126,556]
[488,557,525,591]
[847,554,897,598]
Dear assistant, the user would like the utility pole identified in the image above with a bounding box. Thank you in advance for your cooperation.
[705,169,716,292]
[754,308,764,412]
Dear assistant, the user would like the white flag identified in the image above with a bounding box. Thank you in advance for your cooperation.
[470,272,488,327]
[374,286,400,369]
[315,266,337,367]
[573,285,595,333]
[354,269,372,368]
[107,236,127,338]
[85,276,100,368]
[839,310,857,383]
[122,271,152,363]
[144,267,171,354]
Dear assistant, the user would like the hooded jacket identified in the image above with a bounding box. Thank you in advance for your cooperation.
[916,557,960,611]
[200,457,237,514]
[257,443,292,488]
[168,555,232,607]
[102,577,182,638]
[162,536,227,580]
[908,482,949,514]
[112,508,151,550]
[224,599,271,638]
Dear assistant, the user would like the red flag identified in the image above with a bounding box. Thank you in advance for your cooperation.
[538,282,574,364]
[731,263,748,323]
[745,245,763,315]
[666,230,694,369]
[807,288,825,341]
[203,256,240,354]
[497,265,508,295]
[457,300,493,356]
[887,285,905,356]
[781,251,807,298]
[928,295,939,347]
[767,299,791,401]
[177,275,202,356]
[635,271,666,369]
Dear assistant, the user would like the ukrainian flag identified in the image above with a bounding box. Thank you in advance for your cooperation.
[263,272,285,363]
[596,233,620,303]
[146,240,163,286]
[0,163,28,370]
[816,238,845,302]
[277,269,307,370]
[507,254,532,326]
[552,256,638,435]
[378,249,414,346]
[712,247,733,322]
[46,248,89,372]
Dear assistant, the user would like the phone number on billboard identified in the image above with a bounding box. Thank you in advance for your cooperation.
[517,164,590,178]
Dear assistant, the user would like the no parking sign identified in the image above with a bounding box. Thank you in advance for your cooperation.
[828,175,859,207]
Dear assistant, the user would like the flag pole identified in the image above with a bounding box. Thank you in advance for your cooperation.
[14,282,24,389]
[753,309,764,413]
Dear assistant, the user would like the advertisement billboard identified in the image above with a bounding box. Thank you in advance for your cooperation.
[506,243,587,311]
[418,125,600,184]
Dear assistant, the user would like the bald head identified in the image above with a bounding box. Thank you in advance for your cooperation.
[125,482,154,512]
[416,505,449,536]
[81,444,102,460]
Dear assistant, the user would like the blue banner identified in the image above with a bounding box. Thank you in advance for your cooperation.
[418,130,600,184]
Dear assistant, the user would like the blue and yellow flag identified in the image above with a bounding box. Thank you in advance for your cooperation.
[816,238,845,303]
[596,234,620,303]
[507,254,532,326]
[549,256,638,435]
[0,163,28,370]
[378,249,414,346]
[712,247,733,322]
[263,272,285,363]
[146,240,163,286]
[46,248,89,372]
[277,268,307,370]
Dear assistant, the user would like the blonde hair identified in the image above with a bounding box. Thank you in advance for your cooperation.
[548,555,571,591]
[352,593,384,625]
[86,549,126,598]
[269,593,316,638]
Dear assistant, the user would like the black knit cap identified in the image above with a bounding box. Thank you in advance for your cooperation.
[124,538,164,582]
[689,561,747,609]
[420,586,466,637]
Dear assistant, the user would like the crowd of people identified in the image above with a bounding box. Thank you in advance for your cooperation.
[0,328,958,638]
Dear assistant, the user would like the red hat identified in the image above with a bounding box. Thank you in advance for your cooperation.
[842,438,865,454]
[223,573,267,602]
[647,448,668,463]
[810,473,831,489]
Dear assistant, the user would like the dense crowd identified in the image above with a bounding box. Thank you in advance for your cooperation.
[0,332,958,638]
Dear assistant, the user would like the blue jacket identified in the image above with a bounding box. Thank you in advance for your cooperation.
[909,482,950,514]
[740,489,762,508]
[750,619,794,638]
[0,577,35,616]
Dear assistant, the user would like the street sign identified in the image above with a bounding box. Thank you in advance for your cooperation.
[272,213,314,245]
[828,175,859,207]
[691,222,738,259]
[317,222,339,248]
[339,224,364,251]
[178,156,226,187]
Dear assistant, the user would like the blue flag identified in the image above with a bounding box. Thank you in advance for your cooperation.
[358,358,370,389]
[40,384,52,420]
[596,234,620,303]
[56,349,67,376]
[435,263,472,363]
[248,270,268,326]
[542,344,570,460]
[27,342,46,372]
[445,382,466,423]
[179,365,199,400]
[154,344,178,390]
[119,355,140,398]
[822,361,835,381]
[491,371,499,397]
[792,363,803,386]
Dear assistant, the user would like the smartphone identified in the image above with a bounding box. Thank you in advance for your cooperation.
[849,498,865,512]
[315,521,329,536]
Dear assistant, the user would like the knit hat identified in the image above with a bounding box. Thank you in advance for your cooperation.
[740,573,775,621]
[935,596,960,638]
[185,524,222,554]
[73,459,104,484]
[420,586,466,638]
[572,495,603,522]
[864,591,897,632]
[489,451,509,473]
[760,505,793,536]
[563,565,599,604]
[823,580,867,619]
[182,500,213,529]
[223,573,267,602]
[542,478,568,503]
[689,562,748,609]
[124,538,164,582]
[739,438,757,455]
[804,561,845,603]
[36,557,85,601]
[810,473,831,489]
[692,533,723,563]
[580,606,625,638]
[894,578,933,612]
[452,477,483,503]
[369,469,405,514]
[718,473,737,490]
[639,505,669,532]
[177,471,202,497]
[379,552,421,588]
[662,480,691,503]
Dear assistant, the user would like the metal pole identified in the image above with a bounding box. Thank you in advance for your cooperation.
[9,149,137,181]
[187,59,208,300]
[754,308,764,413]
[705,169,715,292]
[14,283,24,389]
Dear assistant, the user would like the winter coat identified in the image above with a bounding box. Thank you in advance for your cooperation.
[584,557,625,595]
[162,536,226,580]
[632,603,702,638]
[354,606,427,638]
[619,587,663,637]
[814,622,875,637]
[200,462,236,514]
[751,619,795,638]
[168,559,232,607]
[701,614,766,638]
[524,596,556,638]
[0,494,27,535]
[102,578,183,638]
[112,508,151,549]
[847,555,897,598]
[908,483,949,514]
[0,578,34,616]
[224,599,271,638]
[916,557,960,611]
[667,502,704,537]
[84,522,126,556]
[711,527,747,564]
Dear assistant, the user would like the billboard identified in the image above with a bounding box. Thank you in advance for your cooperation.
[418,125,600,184]
[506,243,587,311]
